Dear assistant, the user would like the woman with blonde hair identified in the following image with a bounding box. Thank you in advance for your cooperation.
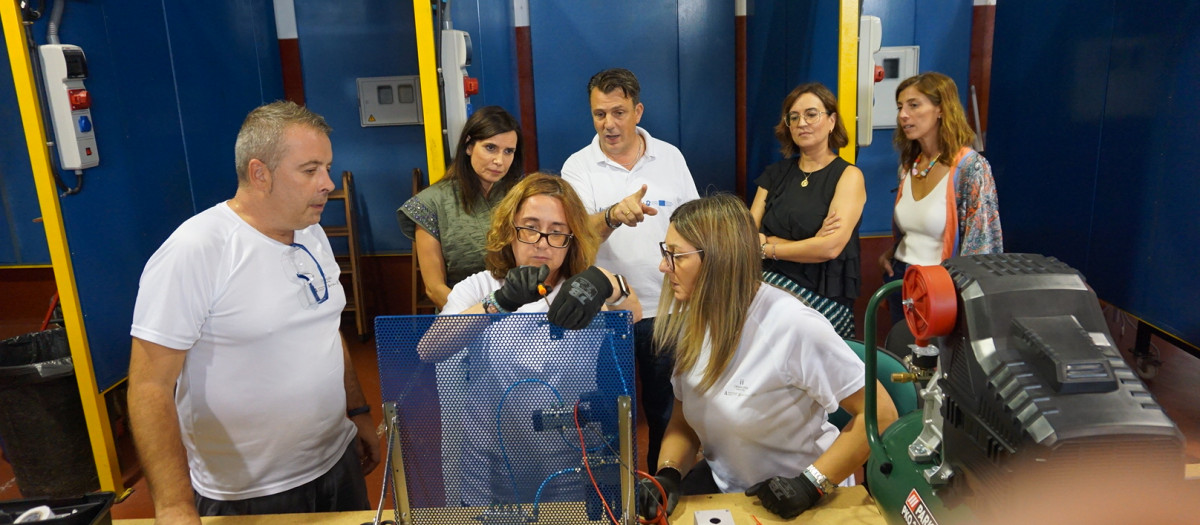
[879,72,1002,322]
[637,194,896,521]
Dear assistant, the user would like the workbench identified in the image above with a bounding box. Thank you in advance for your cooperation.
[113,485,885,524]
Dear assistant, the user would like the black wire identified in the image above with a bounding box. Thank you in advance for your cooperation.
[20,0,44,21]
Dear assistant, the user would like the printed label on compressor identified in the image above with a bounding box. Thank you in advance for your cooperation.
[900,488,940,525]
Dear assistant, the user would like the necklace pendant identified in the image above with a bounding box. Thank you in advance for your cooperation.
[801,178,809,188]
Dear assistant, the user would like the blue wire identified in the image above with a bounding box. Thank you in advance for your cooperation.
[531,467,580,519]
[497,378,564,502]
[606,329,631,397]
[494,319,634,503]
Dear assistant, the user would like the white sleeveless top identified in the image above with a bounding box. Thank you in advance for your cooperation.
[894,173,949,266]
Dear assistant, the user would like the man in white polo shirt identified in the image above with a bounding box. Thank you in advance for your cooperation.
[128,101,379,522]
[561,68,700,472]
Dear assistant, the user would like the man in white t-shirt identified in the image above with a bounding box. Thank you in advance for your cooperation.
[561,68,700,470]
[127,102,380,523]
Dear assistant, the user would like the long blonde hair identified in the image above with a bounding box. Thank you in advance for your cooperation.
[892,72,975,168]
[653,194,761,393]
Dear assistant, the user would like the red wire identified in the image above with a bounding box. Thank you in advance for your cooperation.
[635,470,669,525]
[572,402,670,525]
[575,402,621,525]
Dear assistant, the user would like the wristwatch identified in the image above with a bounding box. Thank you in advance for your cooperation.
[606,274,630,306]
[803,464,836,496]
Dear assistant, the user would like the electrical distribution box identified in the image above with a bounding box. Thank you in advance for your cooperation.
[873,46,920,129]
[39,44,98,169]
[357,76,423,127]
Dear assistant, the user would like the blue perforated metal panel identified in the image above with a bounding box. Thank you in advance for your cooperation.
[376,311,636,524]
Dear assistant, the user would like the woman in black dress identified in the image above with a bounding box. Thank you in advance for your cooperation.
[749,83,866,337]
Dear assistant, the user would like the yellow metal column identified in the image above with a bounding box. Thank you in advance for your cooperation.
[412,0,446,184]
[837,0,859,164]
[1,0,125,496]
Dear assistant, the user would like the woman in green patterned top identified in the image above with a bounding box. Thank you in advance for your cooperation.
[399,106,525,308]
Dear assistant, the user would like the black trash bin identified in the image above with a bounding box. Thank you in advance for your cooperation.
[0,328,99,498]
[0,492,114,524]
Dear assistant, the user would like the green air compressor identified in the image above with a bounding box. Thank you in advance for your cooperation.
[860,254,1184,525]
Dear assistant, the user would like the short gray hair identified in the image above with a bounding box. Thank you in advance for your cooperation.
[234,101,332,185]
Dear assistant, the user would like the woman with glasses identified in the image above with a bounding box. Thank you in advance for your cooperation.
[399,106,525,310]
[425,173,641,507]
[750,83,866,338]
[879,72,1002,323]
[636,194,897,522]
[439,172,640,321]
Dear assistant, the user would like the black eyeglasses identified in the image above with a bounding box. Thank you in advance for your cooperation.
[785,110,828,127]
[658,242,704,272]
[514,225,573,248]
[289,242,329,305]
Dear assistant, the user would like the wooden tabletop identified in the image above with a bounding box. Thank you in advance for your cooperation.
[113,485,885,524]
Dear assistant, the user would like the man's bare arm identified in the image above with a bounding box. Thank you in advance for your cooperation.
[128,337,201,524]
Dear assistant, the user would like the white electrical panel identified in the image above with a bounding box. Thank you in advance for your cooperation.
[693,509,734,525]
[357,76,423,127]
[873,46,920,129]
[857,15,882,146]
[440,29,472,157]
[39,44,98,169]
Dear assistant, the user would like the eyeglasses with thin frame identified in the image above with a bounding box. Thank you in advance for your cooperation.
[785,109,828,127]
[289,242,329,305]
[659,242,704,272]
[514,225,573,248]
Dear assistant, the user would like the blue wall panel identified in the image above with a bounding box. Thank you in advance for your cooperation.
[529,1,683,173]
[744,1,971,236]
[0,1,284,389]
[32,1,196,391]
[0,43,50,264]
[292,0,519,255]
[1088,0,1199,342]
[989,0,1111,272]
[166,1,285,211]
[989,0,1199,344]
[294,0,425,255]
[679,0,736,194]
[453,0,519,114]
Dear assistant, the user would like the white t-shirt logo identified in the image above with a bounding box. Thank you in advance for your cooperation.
[724,378,750,397]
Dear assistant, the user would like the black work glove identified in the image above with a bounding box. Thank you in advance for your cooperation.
[547,266,613,329]
[636,467,682,520]
[745,474,822,519]
[494,264,550,312]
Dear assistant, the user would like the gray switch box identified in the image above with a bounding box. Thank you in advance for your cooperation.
[357,75,422,127]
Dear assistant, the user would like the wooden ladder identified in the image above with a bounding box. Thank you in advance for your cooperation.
[325,171,369,339]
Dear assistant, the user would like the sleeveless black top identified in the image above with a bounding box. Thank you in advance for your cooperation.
[755,156,861,306]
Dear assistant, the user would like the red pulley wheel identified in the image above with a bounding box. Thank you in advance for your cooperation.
[902,264,957,344]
